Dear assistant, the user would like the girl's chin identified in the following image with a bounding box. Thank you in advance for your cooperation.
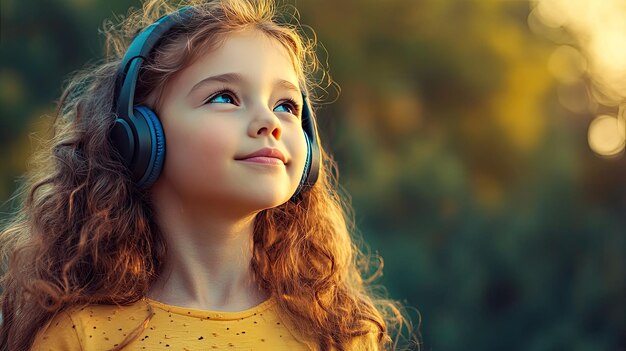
[199,188,295,213]
[240,191,293,209]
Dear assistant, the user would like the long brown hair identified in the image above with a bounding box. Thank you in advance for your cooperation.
[0,1,417,350]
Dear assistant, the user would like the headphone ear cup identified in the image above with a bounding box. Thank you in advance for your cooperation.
[298,92,320,190]
[302,131,312,181]
[134,105,166,189]
[111,117,136,167]
[291,131,312,201]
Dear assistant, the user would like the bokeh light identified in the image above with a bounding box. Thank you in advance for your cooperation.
[530,0,626,158]
[532,0,626,101]
[588,114,626,157]
[547,45,587,84]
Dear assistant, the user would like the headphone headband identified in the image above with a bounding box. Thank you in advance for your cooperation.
[114,7,195,120]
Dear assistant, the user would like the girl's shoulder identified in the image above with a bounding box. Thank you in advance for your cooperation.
[31,299,152,351]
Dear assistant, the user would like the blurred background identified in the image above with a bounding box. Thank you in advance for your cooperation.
[1,0,625,350]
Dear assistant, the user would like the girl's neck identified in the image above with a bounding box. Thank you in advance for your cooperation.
[146,185,270,312]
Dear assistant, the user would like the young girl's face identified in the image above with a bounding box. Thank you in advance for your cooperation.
[153,29,308,214]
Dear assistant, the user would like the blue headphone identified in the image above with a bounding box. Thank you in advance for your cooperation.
[110,7,320,198]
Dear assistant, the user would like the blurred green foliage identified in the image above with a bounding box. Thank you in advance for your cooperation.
[1,0,624,350]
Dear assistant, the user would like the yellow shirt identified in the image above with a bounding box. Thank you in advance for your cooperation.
[31,297,379,350]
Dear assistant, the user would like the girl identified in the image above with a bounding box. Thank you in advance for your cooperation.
[0,0,414,350]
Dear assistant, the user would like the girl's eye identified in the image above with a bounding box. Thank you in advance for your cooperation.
[274,99,301,117]
[205,90,237,105]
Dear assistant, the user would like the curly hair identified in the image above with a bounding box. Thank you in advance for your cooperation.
[0,0,415,350]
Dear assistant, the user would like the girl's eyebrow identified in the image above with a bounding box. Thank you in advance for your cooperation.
[187,72,301,97]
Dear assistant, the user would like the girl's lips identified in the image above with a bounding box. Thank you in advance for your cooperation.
[235,147,287,165]
[237,156,285,165]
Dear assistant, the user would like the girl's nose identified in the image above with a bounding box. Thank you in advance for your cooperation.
[248,107,282,140]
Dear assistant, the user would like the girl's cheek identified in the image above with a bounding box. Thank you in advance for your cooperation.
[182,123,233,163]
[163,117,230,171]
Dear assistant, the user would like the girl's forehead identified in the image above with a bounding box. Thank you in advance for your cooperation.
[173,29,300,93]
